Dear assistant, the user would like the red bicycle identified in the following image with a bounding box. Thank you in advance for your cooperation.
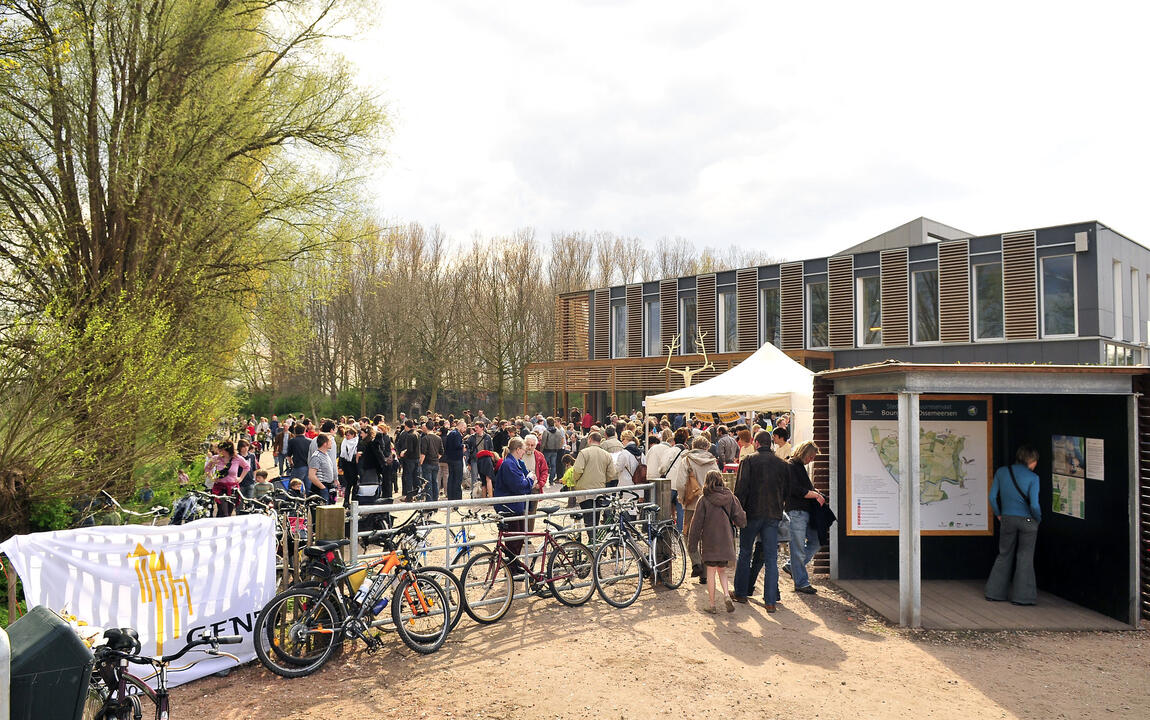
[460,506,594,623]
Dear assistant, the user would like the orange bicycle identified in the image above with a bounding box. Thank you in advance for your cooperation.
[253,522,450,677]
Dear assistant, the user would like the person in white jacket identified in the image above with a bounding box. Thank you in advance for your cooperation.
[613,431,642,497]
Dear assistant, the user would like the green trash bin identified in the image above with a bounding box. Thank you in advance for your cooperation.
[7,605,95,720]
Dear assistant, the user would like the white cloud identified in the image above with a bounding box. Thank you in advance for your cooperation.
[343,0,1150,259]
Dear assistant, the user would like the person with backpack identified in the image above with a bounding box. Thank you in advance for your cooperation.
[985,445,1042,605]
[688,470,747,614]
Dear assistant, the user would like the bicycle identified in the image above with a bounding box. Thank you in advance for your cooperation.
[83,629,241,719]
[460,507,594,624]
[253,519,451,678]
[74,490,170,528]
[592,490,688,608]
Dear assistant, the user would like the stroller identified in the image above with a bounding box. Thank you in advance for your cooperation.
[354,473,392,533]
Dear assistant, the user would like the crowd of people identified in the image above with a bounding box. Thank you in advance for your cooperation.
[205,406,829,612]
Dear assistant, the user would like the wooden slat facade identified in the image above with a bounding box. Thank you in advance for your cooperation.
[660,279,677,355]
[626,284,643,358]
[811,375,833,574]
[780,262,805,350]
[697,274,717,355]
[555,293,590,361]
[828,255,855,349]
[1003,231,1039,340]
[880,248,910,346]
[938,239,971,343]
[593,290,610,360]
[736,267,759,351]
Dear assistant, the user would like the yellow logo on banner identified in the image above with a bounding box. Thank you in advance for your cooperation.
[127,543,194,655]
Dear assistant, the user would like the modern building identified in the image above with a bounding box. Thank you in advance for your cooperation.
[526,218,1150,418]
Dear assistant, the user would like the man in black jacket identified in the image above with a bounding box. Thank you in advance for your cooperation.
[732,430,789,611]
[491,421,511,457]
[396,419,420,500]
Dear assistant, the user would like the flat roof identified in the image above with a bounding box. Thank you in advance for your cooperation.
[819,360,1149,379]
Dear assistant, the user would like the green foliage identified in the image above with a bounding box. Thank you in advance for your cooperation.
[27,498,73,533]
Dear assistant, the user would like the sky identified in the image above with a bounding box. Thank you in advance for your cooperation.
[341,1,1150,260]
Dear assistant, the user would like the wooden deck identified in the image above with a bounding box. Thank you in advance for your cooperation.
[832,579,1132,631]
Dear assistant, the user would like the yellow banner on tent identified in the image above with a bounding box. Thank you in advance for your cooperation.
[694,411,743,424]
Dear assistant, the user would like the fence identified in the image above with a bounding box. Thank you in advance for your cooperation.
[348,484,656,616]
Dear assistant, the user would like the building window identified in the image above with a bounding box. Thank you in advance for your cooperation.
[643,298,661,357]
[1041,255,1077,337]
[680,295,697,353]
[856,276,881,346]
[973,263,1004,340]
[913,269,939,343]
[1104,342,1139,366]
[1132,269,1141,344]
[610,299,627,358]
[718,289,737,353]
[807,281,828,348]
[1113,260,1123,341]
[760,286,780,347]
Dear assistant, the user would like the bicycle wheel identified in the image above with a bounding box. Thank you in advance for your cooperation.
[417,566,465,631]
[253,587,341,678]
[80,680,107,720]
[450,541,492,572]
[593,537,643,608]
[546,539,595,606]
[656,525,688,590]
[460,551,514,624]
[391,574,450,654]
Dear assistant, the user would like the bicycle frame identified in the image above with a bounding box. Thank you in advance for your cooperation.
[490,519,577,586]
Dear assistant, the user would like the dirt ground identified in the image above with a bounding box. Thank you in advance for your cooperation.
[175,574,1149,720]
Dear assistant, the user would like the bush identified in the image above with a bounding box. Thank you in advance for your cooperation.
[28,498,74,532]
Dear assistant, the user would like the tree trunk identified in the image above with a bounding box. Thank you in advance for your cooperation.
[360,386,366,419]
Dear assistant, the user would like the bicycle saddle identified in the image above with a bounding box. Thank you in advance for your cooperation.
[303,538,350,558]
[103,627,140,652]
[637,503,660,512]
[537,505,561,515]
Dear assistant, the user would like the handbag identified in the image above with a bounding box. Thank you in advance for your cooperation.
[683,462,703,507]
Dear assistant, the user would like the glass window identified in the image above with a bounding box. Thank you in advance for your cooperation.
[760,286,780,347]
[807,281,828,348]
[856,276,881,345]
[718,289,737,353]
[1041,255,1077,336]
[913,269,939,343]
[643,298,661,357]
[974,263,1003,340]
[680,295,697,353]
[610,300,627,358]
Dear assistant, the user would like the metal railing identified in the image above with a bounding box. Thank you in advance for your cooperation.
[347,484,656,611]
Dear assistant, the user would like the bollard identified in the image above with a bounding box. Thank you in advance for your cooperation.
[313,505,346,541]
[652,477,673,525]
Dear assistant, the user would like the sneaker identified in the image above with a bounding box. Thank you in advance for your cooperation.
[702,605,718,614]
[731,595,749,604]
[724,597,735,613]
[698,576,707,585]
[795,585,817,595]
[782,563,792,576]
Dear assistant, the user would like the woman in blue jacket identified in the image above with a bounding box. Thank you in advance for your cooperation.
[493,437,533,573]
[985,445,1042,605]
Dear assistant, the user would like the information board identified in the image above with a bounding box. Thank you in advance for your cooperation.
[846,395,993,536]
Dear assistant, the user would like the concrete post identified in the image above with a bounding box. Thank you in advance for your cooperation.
[898,392,922,628]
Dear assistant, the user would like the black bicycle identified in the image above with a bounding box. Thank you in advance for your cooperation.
[83,629,241,719]
[591,491,688,608]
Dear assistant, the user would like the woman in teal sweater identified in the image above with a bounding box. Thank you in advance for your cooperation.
[985,445,1042,605]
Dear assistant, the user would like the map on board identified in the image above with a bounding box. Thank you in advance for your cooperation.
[1051,473,1085,519]
[848,397,991,535]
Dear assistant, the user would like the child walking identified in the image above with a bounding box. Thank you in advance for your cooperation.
[687,470,747,613]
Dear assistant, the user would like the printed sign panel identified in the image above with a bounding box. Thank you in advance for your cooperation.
[1,515,276,686]
[846,395,993,536]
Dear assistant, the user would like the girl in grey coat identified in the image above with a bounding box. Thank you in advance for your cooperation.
[688,471,747,613]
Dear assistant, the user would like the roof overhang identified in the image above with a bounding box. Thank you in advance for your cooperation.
[818,361,1148,396]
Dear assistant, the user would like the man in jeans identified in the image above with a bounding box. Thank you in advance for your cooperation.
[466,421,492,493]
[419,420,444,501]
[443,419,466,501]
[539,417,566,485]
[732,430,789,611]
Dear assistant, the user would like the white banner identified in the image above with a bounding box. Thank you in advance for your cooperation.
[1,515,276,686]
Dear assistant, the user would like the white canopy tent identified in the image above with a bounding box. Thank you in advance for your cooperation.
[643,342,815,445]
